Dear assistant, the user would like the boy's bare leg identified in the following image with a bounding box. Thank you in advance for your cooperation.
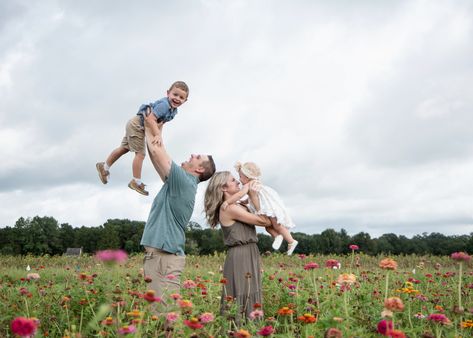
[132,152,145,179]
[106,146,129,167]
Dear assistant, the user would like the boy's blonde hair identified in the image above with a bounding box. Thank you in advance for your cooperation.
[234,161,261,180]
[170,81,189,96]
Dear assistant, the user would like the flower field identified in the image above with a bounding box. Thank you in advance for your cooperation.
[1,251,473,337]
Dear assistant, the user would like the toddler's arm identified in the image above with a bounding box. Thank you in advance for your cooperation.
[248,180,261,211]
[222,184,250,210]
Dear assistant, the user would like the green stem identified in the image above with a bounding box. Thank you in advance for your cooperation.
[23,297,30,318]
[343,289,349,318]
[458,262,463,311]
[384,271,390,301]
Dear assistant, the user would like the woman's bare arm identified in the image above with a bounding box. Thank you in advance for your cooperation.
[221,204,271,227]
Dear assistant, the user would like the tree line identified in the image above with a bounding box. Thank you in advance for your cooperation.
[0,216,471,256]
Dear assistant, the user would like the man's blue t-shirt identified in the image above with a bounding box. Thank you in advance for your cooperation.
[140,162,198,255]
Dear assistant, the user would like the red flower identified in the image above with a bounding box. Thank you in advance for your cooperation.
[377,319,393,336]
[325,259,340,268]
[143,290,162,303]
[349,244,359,250]
[257,325,275,336]
[11,317,39,337]
[184,317,203,330]
[304,262,319,270]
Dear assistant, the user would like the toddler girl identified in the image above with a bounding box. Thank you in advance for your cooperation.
[222,161,298,255]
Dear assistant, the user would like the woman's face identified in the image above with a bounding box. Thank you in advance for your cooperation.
[224,174,240,195]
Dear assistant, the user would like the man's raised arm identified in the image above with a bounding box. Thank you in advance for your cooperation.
[144,112,172,182]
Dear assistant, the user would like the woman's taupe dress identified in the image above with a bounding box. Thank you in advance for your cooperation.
[221,221,262,321]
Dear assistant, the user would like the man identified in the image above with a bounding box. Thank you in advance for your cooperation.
[140,112,216,303]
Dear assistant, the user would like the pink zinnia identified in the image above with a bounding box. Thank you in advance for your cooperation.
[427,313,451,325]
[304,262,319,270]
[166,312,179,322]
[11,317,39,337]
[182,279,197,289]
[26,273,40,280]
[377,319,393,336]
[249,309,264,320]
[257,325,275,336]
[451,252,471,262]
[95,249,128,264]
[118,325,136,335]
[349,244,359,250]
[199,312,214,323]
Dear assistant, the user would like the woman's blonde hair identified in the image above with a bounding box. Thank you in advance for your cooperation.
[204,171,230,228]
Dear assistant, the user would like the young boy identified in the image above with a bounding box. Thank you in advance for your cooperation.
[96,81,189,195]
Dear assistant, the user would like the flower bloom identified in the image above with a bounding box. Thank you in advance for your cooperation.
[388,329,406,338]
[325,328,343,338]
[427,313,451,325]
[143,290,162,303]
[249,309,264,320]
[257,325,275,336]
[414,312,426,319]
[95,249,128,264]
[170,293,182,300]
[325,259,340,269]
[349,244,359,251]
[126,309,142,318]
[384,297,404,312]
[277,307,294,316]
[336,273,356,285]
[26,273,40,280]
[118,325,136,335]
[182,279,197,289]
[304,262,319,270]
[166,274,176,280]
[451,252,471,262]
[462,320,473,328]
[166,312,179,322]
[297,313,316,324]
[377,319,393,336]
[379,258,398,270]
[184,317,203,330]
[199,312,214,323]
[234,329,251,338]
[101,316,114,326]
[178,299,193,309]
[11,317,39,337]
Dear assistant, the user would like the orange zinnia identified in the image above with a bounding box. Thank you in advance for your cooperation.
[379,258,398,270]
[297,313,317,323]
[277,307,294,316]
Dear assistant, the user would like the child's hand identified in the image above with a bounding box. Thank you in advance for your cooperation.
[222,201,229,210]
[249,180,261,192]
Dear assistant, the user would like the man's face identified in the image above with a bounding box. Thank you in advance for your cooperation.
[182,154,208,173]
[167,87,188,109]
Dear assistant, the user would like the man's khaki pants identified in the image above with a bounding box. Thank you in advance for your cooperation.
[143,247,186,307]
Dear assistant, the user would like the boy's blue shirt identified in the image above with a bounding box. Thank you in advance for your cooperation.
[137,97,177,126]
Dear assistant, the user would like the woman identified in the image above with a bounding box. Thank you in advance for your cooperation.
[204,171,271,321]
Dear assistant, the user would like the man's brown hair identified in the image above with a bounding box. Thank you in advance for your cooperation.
[200,155,216,182]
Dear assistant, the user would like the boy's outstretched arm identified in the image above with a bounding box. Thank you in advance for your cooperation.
[144,112,171,182]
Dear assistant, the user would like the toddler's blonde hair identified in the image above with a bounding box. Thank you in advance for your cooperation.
[234,161,261,180]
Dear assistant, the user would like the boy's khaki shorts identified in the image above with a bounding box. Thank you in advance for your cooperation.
[121,116,145,155]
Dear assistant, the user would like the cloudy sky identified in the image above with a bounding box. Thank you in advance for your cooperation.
[1,0,472,238]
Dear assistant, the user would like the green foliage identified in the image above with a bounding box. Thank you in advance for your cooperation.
[0,216,472,256]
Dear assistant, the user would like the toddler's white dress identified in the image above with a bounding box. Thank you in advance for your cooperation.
[248,182,295,230]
